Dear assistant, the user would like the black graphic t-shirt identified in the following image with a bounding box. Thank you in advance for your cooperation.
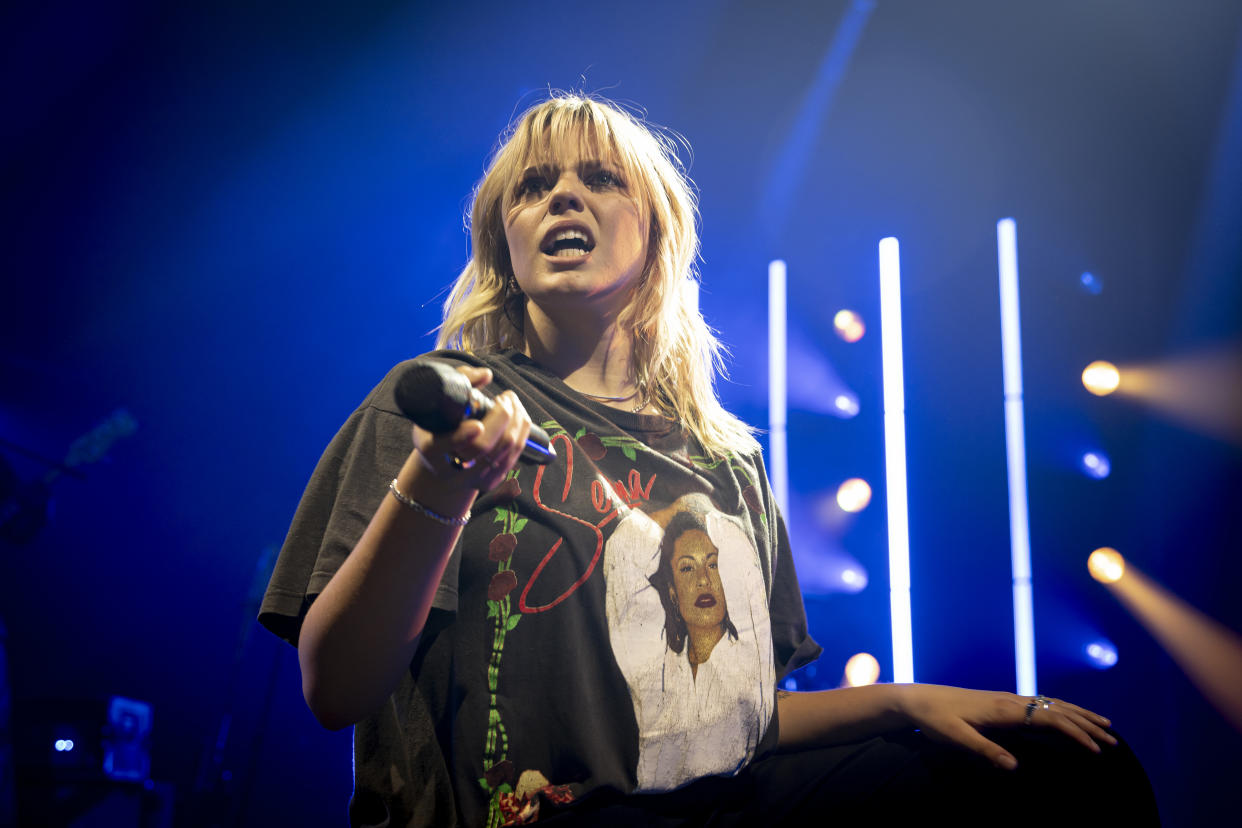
[260,348,821,827]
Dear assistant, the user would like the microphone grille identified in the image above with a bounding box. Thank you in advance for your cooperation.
[393,360,472,432]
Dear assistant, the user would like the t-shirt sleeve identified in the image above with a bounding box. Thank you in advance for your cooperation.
[748,449,821,681]
[768,508,821,680]
[258,364,465,646]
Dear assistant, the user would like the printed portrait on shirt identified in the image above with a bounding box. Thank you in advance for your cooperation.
[604,496,775,792]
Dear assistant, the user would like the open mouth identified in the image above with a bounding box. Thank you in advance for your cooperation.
[694,594,717,609]
[540,226,596,257]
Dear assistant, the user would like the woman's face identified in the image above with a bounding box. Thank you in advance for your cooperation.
[669,529,727,633]
[502,140,648,320]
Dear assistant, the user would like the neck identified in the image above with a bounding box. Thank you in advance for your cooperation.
[522,302,640,403]
[686,625,725,679]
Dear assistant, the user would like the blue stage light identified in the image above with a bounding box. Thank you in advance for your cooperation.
[1079,272,1103,295]
[1080,451,1111,479]
[1085,640,1119,669]
[54,739,74,752]
[833,392,860,418]
[879,236,913,684]
[997,218,1038,697]
[839,565,868,593]
[769,260,788,516]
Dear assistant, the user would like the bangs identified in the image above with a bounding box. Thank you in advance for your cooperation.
[500,99,645,208]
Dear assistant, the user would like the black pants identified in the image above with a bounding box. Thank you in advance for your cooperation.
[543,728,1159,826]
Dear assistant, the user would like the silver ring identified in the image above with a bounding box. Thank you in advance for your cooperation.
[1024,694,1054,725]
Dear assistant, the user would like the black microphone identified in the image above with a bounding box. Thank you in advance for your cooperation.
[393,360,556,465]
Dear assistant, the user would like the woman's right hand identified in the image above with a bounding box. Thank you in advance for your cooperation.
[409,365,534,495]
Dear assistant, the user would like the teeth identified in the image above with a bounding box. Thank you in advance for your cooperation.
[543,227,593,254]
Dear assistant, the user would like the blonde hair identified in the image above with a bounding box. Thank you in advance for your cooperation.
[437,93,757,457]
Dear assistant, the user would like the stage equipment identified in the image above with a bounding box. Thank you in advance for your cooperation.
[1080,451,1111,479]
[879,236,913,684]
[13,696,169,825]
[833,309,865,342]
[843,652,881,687]
[996,217,1037,697]
[1088,547,1125,584]
[1084,640,1119,669]
[832,392,860,418]
[835,478,871,513]
[1079,271,1103,295]
[1081,361,1121,396]
[768,259,788,515]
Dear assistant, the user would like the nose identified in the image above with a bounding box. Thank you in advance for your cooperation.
[549,174,584,214]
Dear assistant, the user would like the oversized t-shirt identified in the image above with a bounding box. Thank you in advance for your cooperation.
[259,348,821,827]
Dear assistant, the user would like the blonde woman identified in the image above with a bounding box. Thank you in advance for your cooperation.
[261,94,1156,827]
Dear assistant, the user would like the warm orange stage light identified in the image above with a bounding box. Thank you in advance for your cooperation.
[1082,361,1121,396]
[1088,547,1126,583]
[833,309,865,343]
[844,653,881,687]
[1096,555,1242,733]
[835,478,872,513]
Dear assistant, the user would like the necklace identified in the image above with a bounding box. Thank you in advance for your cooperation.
[578,388,640,403]
[578,387,649,414]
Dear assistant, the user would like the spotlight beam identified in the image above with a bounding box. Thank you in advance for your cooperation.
[758,0,875,240]
[1101,560,1242,733]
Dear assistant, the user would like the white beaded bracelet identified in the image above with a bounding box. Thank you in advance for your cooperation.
[388,478,471,527]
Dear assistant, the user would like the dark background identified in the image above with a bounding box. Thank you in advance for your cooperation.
[3,0,1240,824]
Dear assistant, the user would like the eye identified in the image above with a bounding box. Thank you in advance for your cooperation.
[516,175,549,198]
[588,169,624,189]
[678,562,694,574]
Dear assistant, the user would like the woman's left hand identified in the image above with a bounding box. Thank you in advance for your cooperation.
[895,684,1118,769]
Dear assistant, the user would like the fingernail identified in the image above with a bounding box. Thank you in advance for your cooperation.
[997,754,1017,771]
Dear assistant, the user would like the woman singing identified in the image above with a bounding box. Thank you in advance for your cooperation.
[260,93,1157,826]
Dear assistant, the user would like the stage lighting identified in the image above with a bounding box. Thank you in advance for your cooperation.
[1082,361,1120,396]
[1080,451,1111,479]
[54,739,74,752]
[840,566,868,593]
[1088,548,1125,583]
[1085,640,1119,669]
[836,478,871,512]
[844,653,881,687]
[879,236,913,684]
[832,392,860,418]
[833,309,865,342]
[1079,272,1103,295]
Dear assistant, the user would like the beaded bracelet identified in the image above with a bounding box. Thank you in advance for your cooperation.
[388,478,471,527]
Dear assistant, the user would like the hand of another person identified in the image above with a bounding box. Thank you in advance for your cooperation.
[896,684,1118,770]
[411,365,533,493]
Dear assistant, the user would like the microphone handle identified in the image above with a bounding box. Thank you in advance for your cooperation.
[463,387,556,465]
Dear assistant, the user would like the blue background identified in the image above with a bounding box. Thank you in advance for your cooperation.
[4,1,1240,824]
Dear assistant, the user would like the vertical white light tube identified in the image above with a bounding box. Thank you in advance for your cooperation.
[768,260,788,516]
[997,218,1037,697]
[879,237,914,684]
